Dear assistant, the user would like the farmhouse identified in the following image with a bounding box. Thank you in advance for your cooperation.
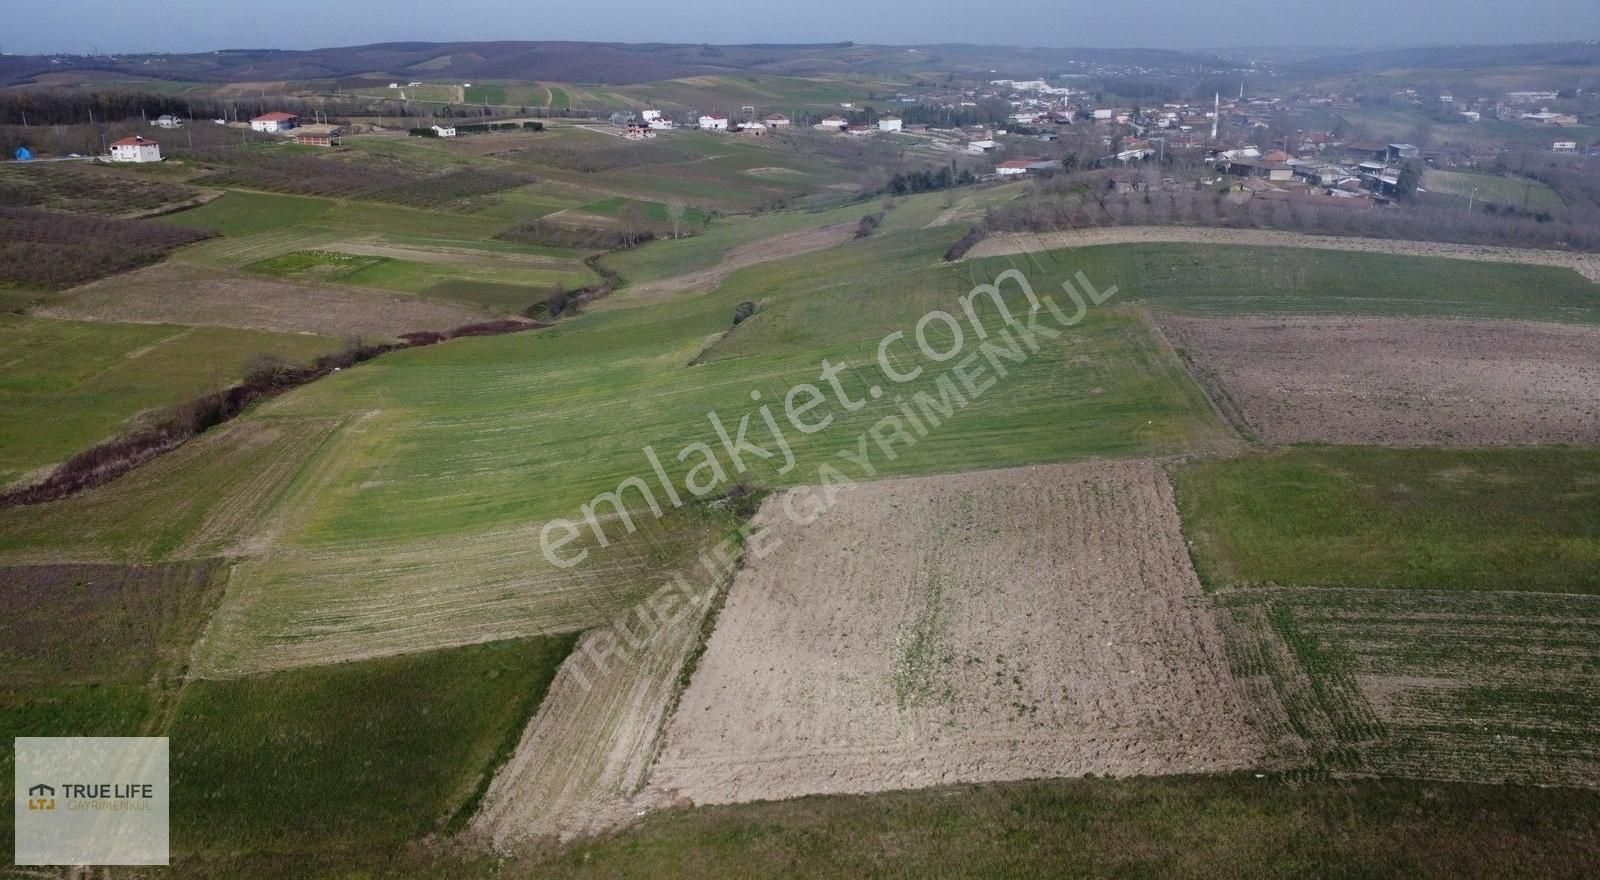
[698,115,729,131]
[431,124,457,138]
[249,111,299,133]
[877,117,903,132]
[109,135,161,163]
[995,158,1032,176]
[1553,140,1577,152]
[738,121,768,136]
[814,116,848,131]
[293,123,343,146]
[641,109,662,122]
[967,139,999,154]
[764,114,791,127]
[154,114,183,129]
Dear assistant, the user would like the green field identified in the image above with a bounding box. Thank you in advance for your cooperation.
[0,314,340,486]
[972,242,1600,324]
[169,634,574,853]
[1423,168,1566,212]
[1174,447,1600,594]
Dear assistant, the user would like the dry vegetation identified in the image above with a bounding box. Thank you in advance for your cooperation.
[649,462,1263,806]
[0,162,208,216]
[1160,314,1600,446]
[0,206,213,288]
[193,153,531,206]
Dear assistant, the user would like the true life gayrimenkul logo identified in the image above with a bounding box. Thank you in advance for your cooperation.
[13,737,169,866]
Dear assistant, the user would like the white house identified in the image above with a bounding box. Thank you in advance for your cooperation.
[1092,108,1114,121]
[154,114,183,129]
[995,159,1032,176]
[877,117,903,132]
[739,122,768,136]
[641,109,663,122]
[764,114,791,127]
[109,135,161,163]
[431,124,457,138]
[1553,140,1578,152]
[698,115,729,131]
[648,118,674,130]
[815,116,848,131]
[966,139,999,154]
[249,111,299,133]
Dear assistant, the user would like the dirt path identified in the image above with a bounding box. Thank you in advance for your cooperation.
[614,222,858,303]
[964,227,1600,283]
[647,461,1263,807]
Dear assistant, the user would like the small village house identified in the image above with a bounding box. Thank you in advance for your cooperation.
[431,124,457,137]
[250,111,299,133]
[764,114,791,127]
[698,115,729,131]
[293,123,343,146]
[624,121,656,140]
[877,117,903,132]
[1552,140,1577,152]
[814,116,848,131]
[154,114,183,129]
[109,135,161,163]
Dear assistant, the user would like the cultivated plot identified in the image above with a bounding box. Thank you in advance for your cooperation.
[649,461,1263,805]
[1161,315,1600,446]
[37,262,489,338]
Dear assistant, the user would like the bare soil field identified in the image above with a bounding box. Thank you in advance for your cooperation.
[647,461,1263,807]
[34,262,487,338]
[964,226,1600,283]
[1160,315,1600,446]
[618,222,857,301]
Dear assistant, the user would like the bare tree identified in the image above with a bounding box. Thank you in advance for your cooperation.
[666,200,687,240]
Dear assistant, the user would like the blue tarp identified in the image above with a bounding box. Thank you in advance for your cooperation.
[14,147,33,161]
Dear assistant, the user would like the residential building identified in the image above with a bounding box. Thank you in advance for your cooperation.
[154,114,182,129]
[877,117,903,132]
[764,114,791,127]
[249,111,299,133]
[814,116,848,131]
[431,124,457,138]
[967,139,999,154]
[624,122,656,140]
[698,115,729,131]
[995,159,1033,176]
[109,135,161,162]
[1553,140,1578,152]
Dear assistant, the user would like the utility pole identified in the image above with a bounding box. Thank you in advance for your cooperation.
[1467,187,1477,213]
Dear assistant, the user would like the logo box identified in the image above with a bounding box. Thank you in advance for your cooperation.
[14,737,169,866]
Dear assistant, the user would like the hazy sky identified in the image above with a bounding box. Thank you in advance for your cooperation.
[2,0,1596,55]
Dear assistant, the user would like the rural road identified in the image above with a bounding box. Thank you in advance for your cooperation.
[963,226,1600,284]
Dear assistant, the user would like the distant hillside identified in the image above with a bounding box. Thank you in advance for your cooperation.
[0,40,1227,87]
[1288,41,1600,75]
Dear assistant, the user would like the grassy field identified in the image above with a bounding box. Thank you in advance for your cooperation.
[156,776,1600,878]
[1173,447,1600,594]
[0,314,340,486]
[168,634,574,854]
[1423,168,1566,212]
[971,242,1600,324]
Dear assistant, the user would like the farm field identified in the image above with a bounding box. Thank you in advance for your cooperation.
[649,461,1263,805]
[0,314,340,486]
[1173,446,1600,594]
[1221,586,1600,786]
[37,261,493,337]
[1159,314,1600,446]
[1423,168,1566,212]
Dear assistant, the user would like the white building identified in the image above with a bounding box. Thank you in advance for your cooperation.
[698,115,729,131]
[877,117,903,132]
[815,116,848,131]
[109,135,161,163]
[1553,140,1578,152]
[249,112,299,133]
[153,114,182,129]
[648,118,674,130]
[431,124,457,138]
[764,114,791,127]
[967,139,999,154]
[641,109,663,122]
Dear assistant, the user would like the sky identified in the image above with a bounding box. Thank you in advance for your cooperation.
[2,0,1596,55]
